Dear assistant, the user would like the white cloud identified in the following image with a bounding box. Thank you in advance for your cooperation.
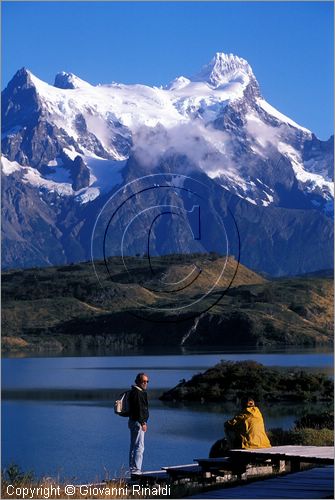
[245,113,280,148]
[131,120,236,176]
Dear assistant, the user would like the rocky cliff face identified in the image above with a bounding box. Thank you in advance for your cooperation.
[1,54,333,275]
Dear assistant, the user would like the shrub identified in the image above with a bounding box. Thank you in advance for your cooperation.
[268,427,334,446]
[290,428,334,446]
[268,428,291,446]
[2,463,34,484]
[295,411,334,430]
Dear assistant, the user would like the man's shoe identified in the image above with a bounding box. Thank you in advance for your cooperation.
[131,473,142,481]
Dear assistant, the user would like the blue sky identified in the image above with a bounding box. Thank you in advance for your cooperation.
[2,1,333,139]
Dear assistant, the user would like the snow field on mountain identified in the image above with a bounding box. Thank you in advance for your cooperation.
[1,156,74,196]
[278,142,333,198]
[1,157,21,175]
[257,98,311,134]
[29,68,248,156]
[85,156,125,192]
[1,154,125,203]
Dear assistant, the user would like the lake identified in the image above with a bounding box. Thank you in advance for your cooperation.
[2,348,333,482]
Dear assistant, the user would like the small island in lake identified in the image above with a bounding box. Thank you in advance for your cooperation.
[159,360,334,403]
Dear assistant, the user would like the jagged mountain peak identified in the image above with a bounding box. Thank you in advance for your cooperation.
[6,67,34,90]
[14,66,32,77]
[166,75,191,91]
[211,52,253,72]
[192,52,259,94]
[54,71,92,90]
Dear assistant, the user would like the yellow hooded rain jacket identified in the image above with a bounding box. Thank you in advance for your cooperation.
[225,405,271,449]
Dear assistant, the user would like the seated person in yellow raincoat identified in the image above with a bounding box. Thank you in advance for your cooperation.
[224,396,271,449]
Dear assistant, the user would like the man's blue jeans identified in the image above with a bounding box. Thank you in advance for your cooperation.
[128,420,145,475]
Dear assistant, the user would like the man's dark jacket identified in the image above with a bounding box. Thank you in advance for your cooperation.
[128,385,149,425]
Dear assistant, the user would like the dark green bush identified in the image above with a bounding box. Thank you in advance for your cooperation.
[295,411,334,430]
[268,427,334,446]
[2,463,34,484]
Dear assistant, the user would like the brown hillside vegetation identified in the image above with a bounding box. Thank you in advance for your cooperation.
[1,255,333,353]
[112,255,265,297]
[2,254,263,338]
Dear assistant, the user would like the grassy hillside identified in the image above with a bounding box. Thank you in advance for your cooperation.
[2,254,333,353]
[183,276,333,346]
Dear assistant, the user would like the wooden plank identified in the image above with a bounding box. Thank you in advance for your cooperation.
[191,490,331,499]
[228,446,334,465]
[189,465,334,499]
[163,465,202,474]
[140,470,169,479]
[195,456,271,472]
[195,458,230,463]
[195,458,233,469]
[163,463,199,471]
[195,457,246,477]
[229,446,334,460]
[195,458,236,472]
[163,464,203,479]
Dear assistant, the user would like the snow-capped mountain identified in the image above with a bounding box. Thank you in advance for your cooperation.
[1,53,333,273]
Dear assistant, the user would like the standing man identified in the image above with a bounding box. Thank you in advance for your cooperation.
[128,373,149,479]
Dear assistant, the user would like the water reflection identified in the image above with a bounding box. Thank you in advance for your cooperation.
[2,350,333,391]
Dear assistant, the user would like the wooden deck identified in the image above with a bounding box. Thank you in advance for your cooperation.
[133,446,334,497]
[189,465,334,498]
[228,445,334,463]
[228,445,334,472]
